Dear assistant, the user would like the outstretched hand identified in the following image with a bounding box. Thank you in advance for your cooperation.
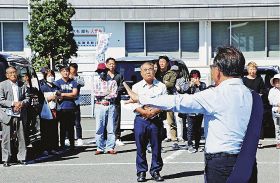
[123,82,139,103]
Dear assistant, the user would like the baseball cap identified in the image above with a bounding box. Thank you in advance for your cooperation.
[95,63,107,72]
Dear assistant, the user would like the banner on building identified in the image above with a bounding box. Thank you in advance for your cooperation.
[95,32,112,63]
[73,27,104,48]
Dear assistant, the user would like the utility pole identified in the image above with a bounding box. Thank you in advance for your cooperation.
[27,0,31,24]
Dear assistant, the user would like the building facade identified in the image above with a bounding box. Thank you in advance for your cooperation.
[0,1,279,75]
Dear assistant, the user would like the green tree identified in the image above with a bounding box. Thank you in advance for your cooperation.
[26,0,77,71]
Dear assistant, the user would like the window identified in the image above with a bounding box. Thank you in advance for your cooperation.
[211,22,230,57]
[181,22,199,58]
[3,22,23,51]
[231,21,265,58]
[146,22,179,57]
[267,21,280,57]
[125,23,144,56]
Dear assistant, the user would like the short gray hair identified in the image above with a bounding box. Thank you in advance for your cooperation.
[140,62,154,70]
[6,66,17,74]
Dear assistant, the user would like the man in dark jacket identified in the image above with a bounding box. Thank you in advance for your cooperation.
[156,56,177,142]
[106,57,125,146]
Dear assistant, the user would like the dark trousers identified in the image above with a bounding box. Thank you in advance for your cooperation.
[186,115,203,149]
[74,105,82,139]
[134,116,163,175]
[41,118,59,151]
[58,110,75,148]
[114,104,121,139]
[1,117,26,161]
[205,154,258,183]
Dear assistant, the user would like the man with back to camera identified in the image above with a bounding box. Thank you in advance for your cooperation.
[124,46,262,183]
[125,62,167,182]
[0,66,29,167]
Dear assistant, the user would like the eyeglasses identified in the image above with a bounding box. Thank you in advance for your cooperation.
[142,68,154,73]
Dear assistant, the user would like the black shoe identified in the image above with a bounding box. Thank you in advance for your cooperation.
[3,162,11,167]
[137,172,146,182]
[17,160,27,165]
[152,172,164,182]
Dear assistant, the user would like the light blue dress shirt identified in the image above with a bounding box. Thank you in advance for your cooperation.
[139,78,253,154]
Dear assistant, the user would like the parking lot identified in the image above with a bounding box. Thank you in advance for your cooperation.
[0,118,279,183]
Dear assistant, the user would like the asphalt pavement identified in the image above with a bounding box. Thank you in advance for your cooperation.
[0,118,279,183]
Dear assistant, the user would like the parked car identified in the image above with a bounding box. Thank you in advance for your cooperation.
[116,56,189,130]
[0,53,42,145]
[243,65,280,137]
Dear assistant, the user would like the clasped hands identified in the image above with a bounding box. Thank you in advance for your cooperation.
[123,82,161,119]
[141,105,161,119]
[13,101,23,112]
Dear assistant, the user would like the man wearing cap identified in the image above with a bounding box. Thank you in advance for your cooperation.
[54,66,78,150]
[268,73,280,149]
[93,63,118,155]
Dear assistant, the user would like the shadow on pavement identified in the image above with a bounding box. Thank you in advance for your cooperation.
[116,148,137,154]
[163,170,204,180]
[27,146,93,164]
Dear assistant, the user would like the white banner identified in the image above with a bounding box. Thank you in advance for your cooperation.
[95,32,112,63]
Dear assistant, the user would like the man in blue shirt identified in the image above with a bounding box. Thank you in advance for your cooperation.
[124,46,258,183]
[55,66,78,150]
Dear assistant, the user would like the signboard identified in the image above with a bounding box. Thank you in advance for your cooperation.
[73,27,105,49]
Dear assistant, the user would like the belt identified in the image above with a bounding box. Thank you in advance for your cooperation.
[205,152,239,160]
[95,98,116,103]
[95,101,110,106]
[136,114,161,121]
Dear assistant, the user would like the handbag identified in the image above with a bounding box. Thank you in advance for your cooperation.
[40,100,53,120]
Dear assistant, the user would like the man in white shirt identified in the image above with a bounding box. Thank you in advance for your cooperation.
[124,47,259,183]
[126,62,167,182]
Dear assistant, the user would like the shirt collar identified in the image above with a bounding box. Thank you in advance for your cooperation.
[140,79,159,88]
[9,80,18,86]
[217,78,243,88]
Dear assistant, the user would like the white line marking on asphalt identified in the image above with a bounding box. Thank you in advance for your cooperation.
[163,150,186,163]
[83,130,96,132]
[4,161,279,168]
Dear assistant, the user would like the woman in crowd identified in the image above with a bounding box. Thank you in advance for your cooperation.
[185,70,207,153]
[40,70,59,155]
[242,61,265,148]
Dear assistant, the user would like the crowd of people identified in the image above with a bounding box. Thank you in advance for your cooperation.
[0,45,280,183]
